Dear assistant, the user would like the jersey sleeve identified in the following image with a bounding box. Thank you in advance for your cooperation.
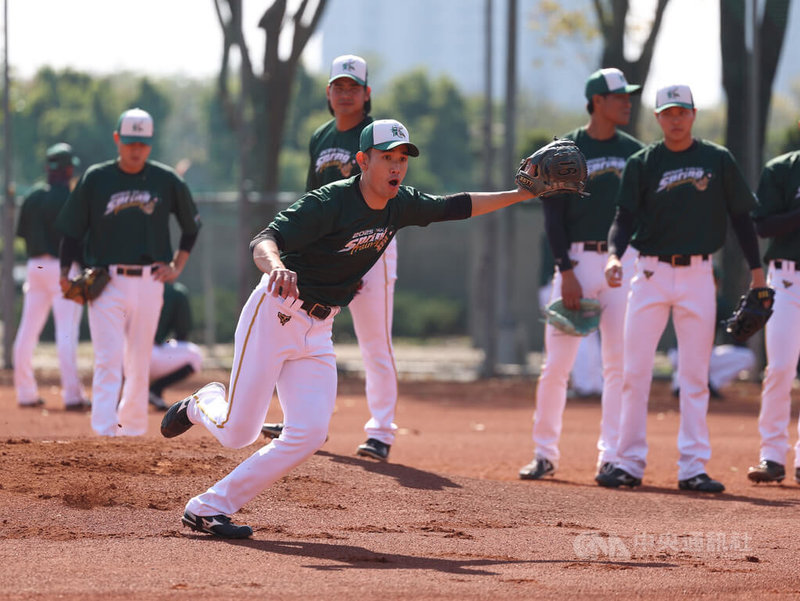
[55,172,91,239]
[268,192,333,252]
[15,193,32,240]
[753,158,788,219]
[721,149,756,215]
[615,154,645,214]
[170,176,201,235]
[393,188,468,228]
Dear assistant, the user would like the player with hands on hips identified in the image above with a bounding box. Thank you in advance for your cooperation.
[56,108,201,437]
[147,282,204,411]
[159,120,580,539]
[519,68,644,483]
[746,118,800,485]
[13,143,88,410]
[261,54,400,462]
[598,85,766,493]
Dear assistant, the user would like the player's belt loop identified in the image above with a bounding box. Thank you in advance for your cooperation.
[773,260,798,271]
[300,300,332,320]
[116,266,144,277]
[653,254,709,267]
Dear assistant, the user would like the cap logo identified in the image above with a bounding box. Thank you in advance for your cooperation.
[667,87,681,99]
[391,125,406,139]
[342,59,356,72]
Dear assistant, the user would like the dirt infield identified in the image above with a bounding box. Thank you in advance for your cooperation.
[2,367,800,600]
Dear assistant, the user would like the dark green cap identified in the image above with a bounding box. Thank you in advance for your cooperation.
[46,143,79,170]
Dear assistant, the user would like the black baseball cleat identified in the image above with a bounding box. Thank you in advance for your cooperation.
[64,399,91,412]
[519,457,556,480]
[357,438,390,461]
[678,473,725,493]
[160,396,194,438]
[595,467,642,488]
[595,461,615,479]
[795,467,800,485]
[261,422,284,439]
[19,398,46,409]
[181,510,253,539]
[747,460,785,483]
[148,391,168,411]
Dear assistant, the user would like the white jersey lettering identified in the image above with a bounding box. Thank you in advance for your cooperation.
[338,227,392,255]
[586,156,626,179]
[656,167,713,193]
[104,190,159,216]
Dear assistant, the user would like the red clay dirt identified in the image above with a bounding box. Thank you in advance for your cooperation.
[1,368,799,600]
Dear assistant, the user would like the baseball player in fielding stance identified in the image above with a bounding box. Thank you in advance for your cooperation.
[161,119,538,539]
[14,143,88,410]
[747,120,800,485]
[262,55,400,462]
[56,108,200,436]
[598,85,765,492]
[520,68,644,482]
[148,282,203,411]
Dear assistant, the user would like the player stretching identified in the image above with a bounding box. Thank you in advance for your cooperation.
[519,68,644,483]
[598,85,765,493]
[747,119,800,485]
[261,54,399,462]
[160,120,582,538]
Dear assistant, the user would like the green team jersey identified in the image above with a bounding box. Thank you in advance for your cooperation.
[617,139,755,255]
[753,150,800,263]
[306,116,372,191]
[267,176,468,306]
[56,159,200,266]
[16,181,71,258]
[560,127,644,242]
[154,281,193,345]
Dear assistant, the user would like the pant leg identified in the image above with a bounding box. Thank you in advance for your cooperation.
[760,265,800,465]
[52,289,85,404]
[87,280,127,436]
[672,260,716,480]
[13,261,53,404]
[571,331,603,395]
[349,239,398,445]
[708,345,755,390]
[150,340,203,380]
[616,256,672,479]
[117,276,163,436]
[186,291,338,517]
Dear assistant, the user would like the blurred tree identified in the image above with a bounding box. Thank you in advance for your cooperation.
[530,0,671,137]
[213,0,327,304]
[719,0,791,306]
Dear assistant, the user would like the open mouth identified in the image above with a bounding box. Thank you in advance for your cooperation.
[388,178,399,187]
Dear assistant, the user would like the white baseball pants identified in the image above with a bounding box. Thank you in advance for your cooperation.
[88,266,163,436]
[13,257,85,405]
[616,255,716,481]
[532,245,633,468]
[186,277,339,517]
[758,261,800,468]
[349,238,399,444]
[150,340,203,379]
[668,345,756,392]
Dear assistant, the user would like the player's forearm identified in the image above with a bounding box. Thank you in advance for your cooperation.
[252,240,285,274]
[468,189,532,217]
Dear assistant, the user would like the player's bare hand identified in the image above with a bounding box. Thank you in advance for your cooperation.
[560,269,583,310]
[749,267,767,289]
[152,262,181,283]
[605,255,623,288]
[268,268,299,299]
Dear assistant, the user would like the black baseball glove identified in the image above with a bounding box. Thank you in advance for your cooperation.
[724,287,775,343]
[515,138,589,199]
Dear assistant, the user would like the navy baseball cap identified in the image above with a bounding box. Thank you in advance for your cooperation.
[45,142,79,170]
[359,119,420,157]
[655,85,695,113]
[585,68,642,99]
[116,108,154,145]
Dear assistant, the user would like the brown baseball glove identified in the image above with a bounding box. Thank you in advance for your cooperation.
[63,267,110,304]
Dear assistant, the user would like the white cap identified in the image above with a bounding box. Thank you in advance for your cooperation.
[655,85,695,113]
[116,108,154,145]
[329,54,368,86]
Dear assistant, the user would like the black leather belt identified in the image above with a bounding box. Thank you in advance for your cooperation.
[116,266,144,277]
[578,241,608,252]
[301,300,332,320]
[773,260,799,271]
[652,254,710,267]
